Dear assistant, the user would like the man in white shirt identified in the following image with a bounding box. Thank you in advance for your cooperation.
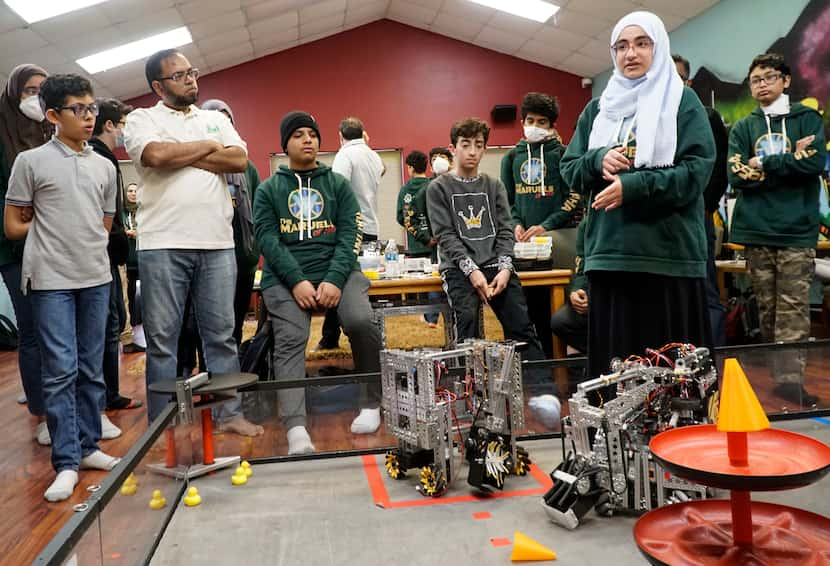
[123,49,262,436]
[317,117,384,350]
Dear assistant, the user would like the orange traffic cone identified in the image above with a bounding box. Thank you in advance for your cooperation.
[717,358,770,433]
[510,531,556,562]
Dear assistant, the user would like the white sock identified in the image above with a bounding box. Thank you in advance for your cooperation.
[44,470,79,502]
[286,426,315,455]
[132,324,146,348]
[101,414,122,439]
[528,395,562,429]
[16,392,27,404]
[350,408,381,434]
[81,450,121,470]
[36,421,51,446]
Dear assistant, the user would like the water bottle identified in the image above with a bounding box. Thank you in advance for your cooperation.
[384,239,399,278]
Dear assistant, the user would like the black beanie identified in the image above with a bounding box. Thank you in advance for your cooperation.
[280,111,321,152]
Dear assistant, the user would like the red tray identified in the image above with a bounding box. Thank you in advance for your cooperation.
[635,499,830,566]
[650,425,830,491]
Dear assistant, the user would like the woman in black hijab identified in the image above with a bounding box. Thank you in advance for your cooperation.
[0,64,52,444]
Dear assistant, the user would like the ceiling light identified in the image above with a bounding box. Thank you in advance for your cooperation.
[77,27,193,74]
[468,0,559,23]
[4,0,111,24]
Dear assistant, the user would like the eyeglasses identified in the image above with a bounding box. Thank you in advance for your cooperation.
[57,103,99,117]
[157,68,199,83]
[612,38,653,55]
[749,72,783,87]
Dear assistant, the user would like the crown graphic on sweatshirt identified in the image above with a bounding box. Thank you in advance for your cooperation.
[458,205,485,229]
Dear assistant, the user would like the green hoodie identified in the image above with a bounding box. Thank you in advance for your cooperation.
[253,163,361,292]
[396,176,431,256]
[561,87,715,278]
[500,136,581,230]
[727,101,826,248]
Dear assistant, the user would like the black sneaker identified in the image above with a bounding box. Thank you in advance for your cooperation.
[310,341,339,353]
[123,343,146,353]
[773,383,819,407]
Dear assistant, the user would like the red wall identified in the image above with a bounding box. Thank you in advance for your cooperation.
[127,19,591,178]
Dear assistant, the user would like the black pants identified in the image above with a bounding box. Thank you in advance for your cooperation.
[104,265,127,405]
[442,266,554,396]
[524,287,554,358]
[233,265,256,345]
[587,271,713,379]
[320,233,378,347]
[550,303,587,354]
[705,214,726,346]
[126,266,141,326]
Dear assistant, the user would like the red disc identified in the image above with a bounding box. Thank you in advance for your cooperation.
[650,425,830,491]
[635,499,830,565]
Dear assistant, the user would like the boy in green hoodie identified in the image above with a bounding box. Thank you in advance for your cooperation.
[727,52,826,406]
[254,111,383,453]
[500,92,582,357]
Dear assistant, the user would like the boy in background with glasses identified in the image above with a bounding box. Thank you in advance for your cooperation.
[4,74,121,501]
[728,52,826,406]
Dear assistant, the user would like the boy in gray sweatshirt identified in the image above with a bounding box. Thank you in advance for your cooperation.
[426,118,560,426]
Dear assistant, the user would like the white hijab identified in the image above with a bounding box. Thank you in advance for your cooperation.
[588,11,683,168]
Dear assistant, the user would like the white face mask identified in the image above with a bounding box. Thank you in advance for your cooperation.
[432,156,450,175]
[523,125,550,143]
[19,95,45,122]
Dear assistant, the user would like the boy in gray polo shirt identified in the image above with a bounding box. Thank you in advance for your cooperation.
[4,74,120,502]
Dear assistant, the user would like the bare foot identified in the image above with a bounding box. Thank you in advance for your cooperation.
[216,415,264,437]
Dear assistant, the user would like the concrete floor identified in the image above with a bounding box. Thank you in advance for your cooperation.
[151,419,830,566]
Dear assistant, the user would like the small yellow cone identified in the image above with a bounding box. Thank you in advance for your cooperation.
[717,358,770,433]
[510,531,556,562]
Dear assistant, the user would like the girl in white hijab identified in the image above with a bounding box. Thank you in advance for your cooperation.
[560,11,716,391]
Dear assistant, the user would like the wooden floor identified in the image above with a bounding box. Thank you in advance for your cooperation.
[4,325,830,565]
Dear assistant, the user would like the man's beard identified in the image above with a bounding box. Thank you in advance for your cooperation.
[167,89,198,107]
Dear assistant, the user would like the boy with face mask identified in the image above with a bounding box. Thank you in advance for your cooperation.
[500,93,582,358]
[500,92,581,243]
[728,52,826,406]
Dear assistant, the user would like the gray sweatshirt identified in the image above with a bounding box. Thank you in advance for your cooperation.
[426,173,515,276]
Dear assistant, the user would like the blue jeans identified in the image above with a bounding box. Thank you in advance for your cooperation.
[0,261,44,416]
[139,249,240,421]
[31,284,109,472]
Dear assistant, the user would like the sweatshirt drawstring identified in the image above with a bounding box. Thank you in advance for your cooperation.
[294,173,304,241]
[525,141,547,195]
[764,114,789,154]
[294,173,313,241]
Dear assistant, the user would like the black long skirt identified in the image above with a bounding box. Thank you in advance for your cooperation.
[587,270,713,378]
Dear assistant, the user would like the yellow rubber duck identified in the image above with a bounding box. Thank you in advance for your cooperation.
[120,473,138,496]
[149,490,166,510]
[183,486,202,507]
[241,460,253,478]
[231,466,248,486]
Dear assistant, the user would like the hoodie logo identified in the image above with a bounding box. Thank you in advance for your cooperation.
[458,205,484,229]
[288,188,324,221]
[520,157,544,185]
[755,132,790,158]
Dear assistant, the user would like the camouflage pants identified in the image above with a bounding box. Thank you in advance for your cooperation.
[746,246,815,384]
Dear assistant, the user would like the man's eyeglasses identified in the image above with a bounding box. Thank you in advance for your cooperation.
[157,68,200,83]
[57,103,99,118]
[612,38,654,55]
[749,72,783,87]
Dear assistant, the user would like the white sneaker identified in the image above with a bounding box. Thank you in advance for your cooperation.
[286,426,315,455]
[101,414,122,439]
[350,408,381,434]
[36,421,51,446]
[528,395,561,429]
[132,324,146,348]
[16,393,27,404]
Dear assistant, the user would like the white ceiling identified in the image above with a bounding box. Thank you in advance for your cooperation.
[0,0,719,100]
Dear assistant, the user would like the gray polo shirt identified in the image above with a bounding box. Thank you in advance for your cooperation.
[6,137,116,292]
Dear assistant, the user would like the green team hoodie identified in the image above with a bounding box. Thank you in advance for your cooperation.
[395,176,432,256]
[727,101,826,248]
[500,135,581,230]
[253,163,361,292]
[561,87,715,278]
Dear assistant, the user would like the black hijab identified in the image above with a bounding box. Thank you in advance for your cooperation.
[0,63,52,165]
